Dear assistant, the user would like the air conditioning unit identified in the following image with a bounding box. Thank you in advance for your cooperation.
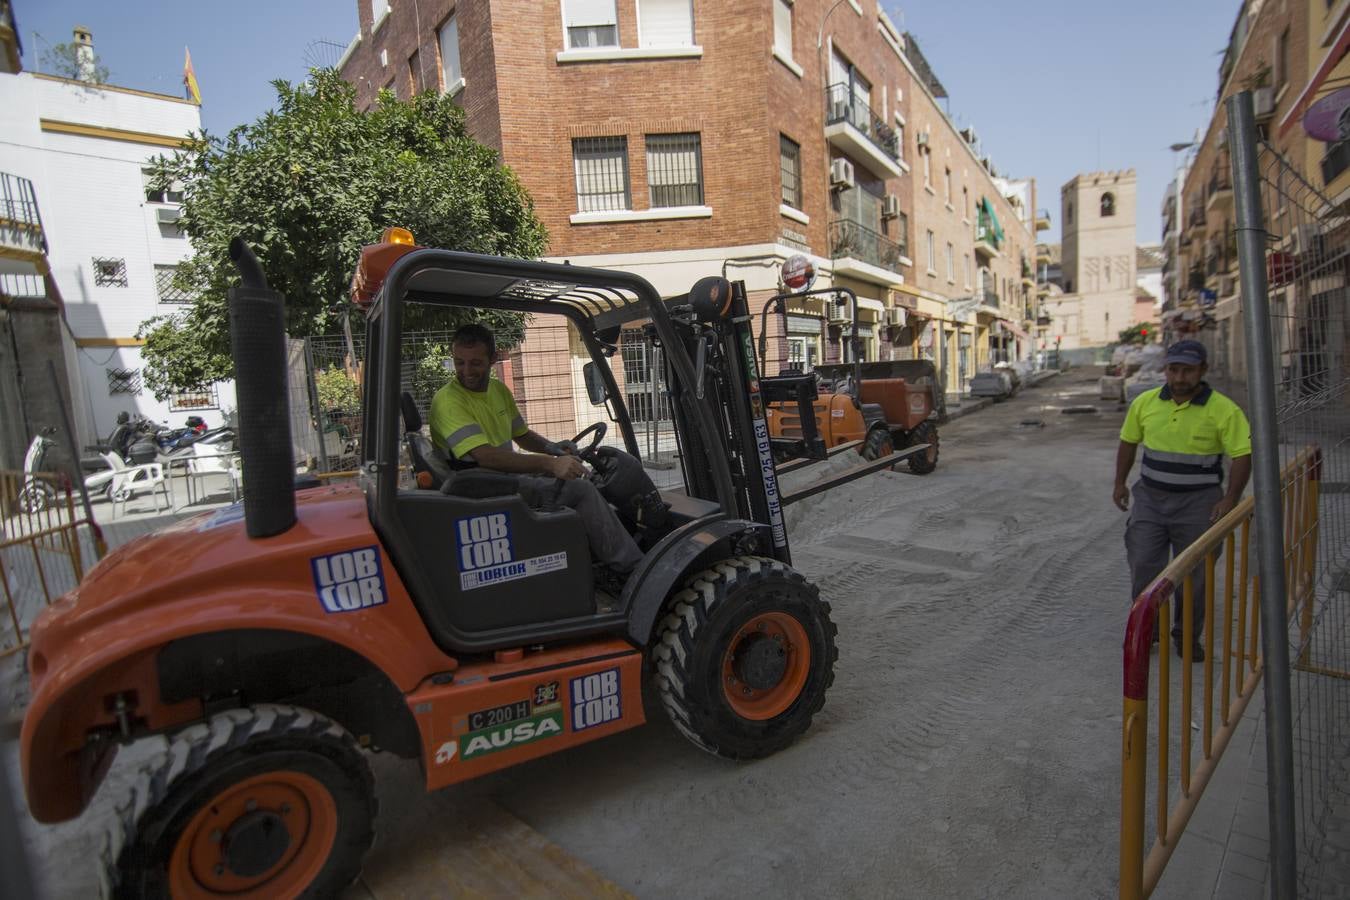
[882,194,901,219]
[1218,275,1236,297]
[1253,86,1275,123]
[829,98,850,122]
[887,306,907,327]
[156,207,182,224]
[830,158,856,190]
[916,131,930,150]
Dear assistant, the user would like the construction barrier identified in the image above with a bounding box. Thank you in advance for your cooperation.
[1119,447,1321,897]
[0,470,104,660]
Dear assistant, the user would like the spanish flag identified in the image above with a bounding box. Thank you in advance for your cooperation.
[183,47,202,105]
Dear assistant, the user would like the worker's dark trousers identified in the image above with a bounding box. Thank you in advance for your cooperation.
[1125,481,1223,642]
[517,476,644,571]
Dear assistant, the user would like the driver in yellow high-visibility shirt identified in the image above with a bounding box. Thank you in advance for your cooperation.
[429,324,643,580]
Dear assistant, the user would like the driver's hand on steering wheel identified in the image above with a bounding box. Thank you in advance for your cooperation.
[548,454,587,480]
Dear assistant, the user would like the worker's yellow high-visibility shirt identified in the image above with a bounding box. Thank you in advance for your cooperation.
[429,377,527,461]
[1121,383,1251,491]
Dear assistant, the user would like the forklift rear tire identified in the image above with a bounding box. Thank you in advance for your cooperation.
[906,421,939,475]
[102,705,375,900]
[651,556,838,760]
[861,427,894,462]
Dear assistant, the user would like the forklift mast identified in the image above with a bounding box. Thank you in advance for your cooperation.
[661,279,791,564]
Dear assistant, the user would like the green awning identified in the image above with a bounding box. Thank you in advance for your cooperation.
[979,197,1004,243]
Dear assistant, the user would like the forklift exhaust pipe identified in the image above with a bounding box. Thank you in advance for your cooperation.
[227,238,297,538]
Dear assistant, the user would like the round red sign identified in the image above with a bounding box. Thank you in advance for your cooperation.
[781,254,815,292]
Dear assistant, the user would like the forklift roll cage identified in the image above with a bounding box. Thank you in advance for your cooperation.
[357,249,792,654]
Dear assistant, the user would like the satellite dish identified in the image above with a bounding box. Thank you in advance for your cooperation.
[303,39,348,70]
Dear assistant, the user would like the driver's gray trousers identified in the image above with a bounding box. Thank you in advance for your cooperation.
[516,476,644,571]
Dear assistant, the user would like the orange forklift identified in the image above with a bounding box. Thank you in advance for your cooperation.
[19,233,912,897]
[761,261,943,475]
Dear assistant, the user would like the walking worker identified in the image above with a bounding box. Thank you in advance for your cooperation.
[1113,339,1252,661]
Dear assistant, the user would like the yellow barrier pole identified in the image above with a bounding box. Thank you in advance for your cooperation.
[1122,578,1171,900]
[1158,595,1170,844]
[1221,534,1235,726]
[1204,551,1216,758]
[1236,520,1250,687]
[1181,575,1194,796]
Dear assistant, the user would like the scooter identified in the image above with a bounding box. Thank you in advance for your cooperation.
[18,429,59,513]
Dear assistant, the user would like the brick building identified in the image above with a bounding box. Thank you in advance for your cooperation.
[1165,0,1311,383]
[339,0,1042,435]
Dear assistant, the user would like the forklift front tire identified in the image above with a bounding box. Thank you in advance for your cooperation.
[102,705,375,900]
[651,556,837,760]
[861,427,894,463]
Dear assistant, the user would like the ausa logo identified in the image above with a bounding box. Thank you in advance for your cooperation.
[310,546,386,613]
[459,710,564,760]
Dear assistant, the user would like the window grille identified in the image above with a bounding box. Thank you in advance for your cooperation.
[780,135,802,209]
[573,136,630,212]
[155,265,191,303]
[170,384,219,411]
[93,257,128,287]
[646,133,703,207]
[107,368,142,395]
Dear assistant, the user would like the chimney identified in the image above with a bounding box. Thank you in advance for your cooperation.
[72,26,95,82]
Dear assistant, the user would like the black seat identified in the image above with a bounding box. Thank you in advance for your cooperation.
[400,392,454,490]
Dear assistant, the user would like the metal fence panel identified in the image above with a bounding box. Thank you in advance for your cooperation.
[1254,133,1350,897]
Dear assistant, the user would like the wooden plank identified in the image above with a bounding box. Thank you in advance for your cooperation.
[354,797,633,900]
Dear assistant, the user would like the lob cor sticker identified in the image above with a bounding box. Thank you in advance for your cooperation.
[311,546,387,613]
[570,667,622,731]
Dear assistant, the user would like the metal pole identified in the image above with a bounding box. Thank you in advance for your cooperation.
[303,340,329,473]
[1226,89,1298,899]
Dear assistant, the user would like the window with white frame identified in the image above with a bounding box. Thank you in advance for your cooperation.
[573,136,630,212]
[773,0,794,61]
[646,133,703,207]
[370,0,390,28]
[564,0,619,49]
[964,253,972,287]
[946,242,954,281]
[944,167,952,203]
[926,229,935,272]
[922,148,931,186]
[638,0,693,48]
[894,122,904,161]
[438,13,461,92]
[780,135,802,209]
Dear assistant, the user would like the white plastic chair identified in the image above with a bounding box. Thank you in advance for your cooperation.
[100,452,170,516]
[183,447,241,506]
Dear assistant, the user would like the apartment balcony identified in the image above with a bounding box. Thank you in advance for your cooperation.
[974,215,1001,260]
[1187,205,1207,232]
[1035,207,1051,231]
[0,172,47,263]
[1035,243,1051,264]
[824,84,903,179]
[829,219,907,287]
[1205,172,1233,214]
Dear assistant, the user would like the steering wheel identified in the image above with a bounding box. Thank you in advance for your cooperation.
[570,422,607,458]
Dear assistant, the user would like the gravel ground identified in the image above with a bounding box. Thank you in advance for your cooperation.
[0,371,1229,897]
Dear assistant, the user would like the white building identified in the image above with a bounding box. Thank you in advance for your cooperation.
[0,44,232,449]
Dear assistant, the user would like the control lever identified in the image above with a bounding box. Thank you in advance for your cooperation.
[694,332,708,400]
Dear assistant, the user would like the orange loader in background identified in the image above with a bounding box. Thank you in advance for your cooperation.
[761,273,943,475]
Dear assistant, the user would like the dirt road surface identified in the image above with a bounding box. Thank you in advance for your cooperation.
[8,370,1145,898]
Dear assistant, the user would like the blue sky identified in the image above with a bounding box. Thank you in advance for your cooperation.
[19,0,1239,245]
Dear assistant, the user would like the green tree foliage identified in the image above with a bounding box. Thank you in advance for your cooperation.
[41,42,110,83]
[138,69,545,399]
[1117,323,1153,345]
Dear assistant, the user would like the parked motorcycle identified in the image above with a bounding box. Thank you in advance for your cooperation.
[18,429,59,513]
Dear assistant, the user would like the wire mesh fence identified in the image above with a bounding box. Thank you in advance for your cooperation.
[1254,138,1350,895]
[302,319,686,490]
